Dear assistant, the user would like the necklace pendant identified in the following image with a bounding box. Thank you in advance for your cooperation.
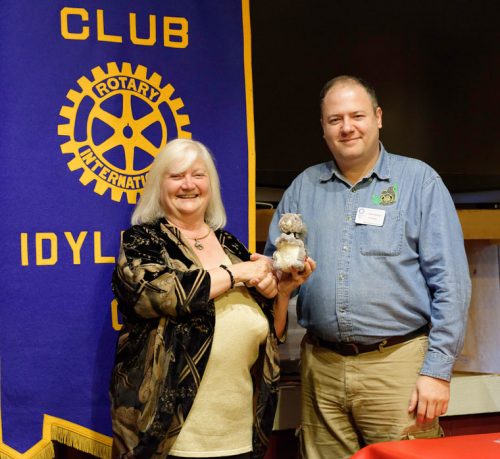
[188,226,211,250]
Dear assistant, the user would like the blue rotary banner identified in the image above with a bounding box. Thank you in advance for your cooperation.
[0,1,255,457]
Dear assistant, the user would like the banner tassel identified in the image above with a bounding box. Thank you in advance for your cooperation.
[51,425,111,459]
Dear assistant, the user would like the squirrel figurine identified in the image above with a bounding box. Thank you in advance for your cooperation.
[272,213,307,272]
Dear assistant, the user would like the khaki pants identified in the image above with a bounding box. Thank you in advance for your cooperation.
[300,333,442,459]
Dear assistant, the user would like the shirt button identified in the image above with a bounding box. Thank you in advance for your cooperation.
[347,216,352,222]
[343,246,348,251]
[339,274,345,281]
[351,188,356,193]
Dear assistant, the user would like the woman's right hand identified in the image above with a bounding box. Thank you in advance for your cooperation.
[209,254,274,299]
[230,253,274,285]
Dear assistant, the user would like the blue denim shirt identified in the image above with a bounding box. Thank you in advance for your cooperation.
[264,146,471,380]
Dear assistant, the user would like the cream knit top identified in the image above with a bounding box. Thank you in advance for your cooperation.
[169,257,269,457]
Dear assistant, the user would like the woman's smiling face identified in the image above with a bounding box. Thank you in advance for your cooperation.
[160,157,211,222]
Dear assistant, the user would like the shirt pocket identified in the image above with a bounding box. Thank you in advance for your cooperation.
[359,209,404,256]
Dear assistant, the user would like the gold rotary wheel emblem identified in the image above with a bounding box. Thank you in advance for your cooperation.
[58,62,191,203]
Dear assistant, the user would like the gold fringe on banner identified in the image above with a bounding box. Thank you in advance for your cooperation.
[50,425,111,459]
[47,415,112,459]
[0,415,112,459]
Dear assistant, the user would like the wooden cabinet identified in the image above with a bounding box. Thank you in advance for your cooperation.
[457,210,500,240]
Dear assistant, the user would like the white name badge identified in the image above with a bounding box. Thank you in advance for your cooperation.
[355,207,386,226]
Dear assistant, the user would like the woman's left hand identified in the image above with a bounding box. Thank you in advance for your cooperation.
[277,257,316,298]
[273,257,316,339]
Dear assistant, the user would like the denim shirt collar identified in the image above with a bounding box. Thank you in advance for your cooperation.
[318,143,391,183]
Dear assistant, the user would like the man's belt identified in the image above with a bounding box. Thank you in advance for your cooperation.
[312,325,429,356]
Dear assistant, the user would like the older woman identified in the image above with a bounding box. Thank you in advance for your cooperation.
[110,139,314,459]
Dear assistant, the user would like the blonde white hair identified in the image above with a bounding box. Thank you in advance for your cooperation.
[131,138,227,229]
